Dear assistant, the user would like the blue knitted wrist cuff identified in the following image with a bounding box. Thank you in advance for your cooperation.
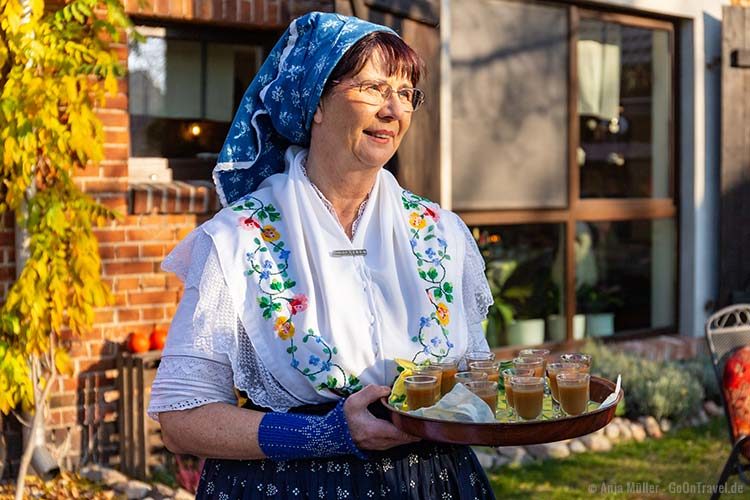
[258,399,368,461]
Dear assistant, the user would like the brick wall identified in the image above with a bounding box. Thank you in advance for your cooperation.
[13,0,337,472]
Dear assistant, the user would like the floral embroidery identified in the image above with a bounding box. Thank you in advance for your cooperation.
[402,190,455,361]
[232,195,362,394]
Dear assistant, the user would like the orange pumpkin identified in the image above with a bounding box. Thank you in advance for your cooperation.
[723,345,750,458]
[127,332,150,354]
[149,327,167,351]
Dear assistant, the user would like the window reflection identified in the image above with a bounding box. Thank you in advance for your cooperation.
[578,20,671,199]
[574,219,676,335]
[473,224,564,347]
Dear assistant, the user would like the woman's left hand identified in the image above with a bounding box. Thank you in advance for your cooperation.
[343,385,421,451]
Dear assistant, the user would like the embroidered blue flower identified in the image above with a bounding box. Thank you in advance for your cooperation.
[437,237,447,249]
[291,359,300,368]
[279,249,291,260]
[321,361,332,371]
[410,239,417,249]
[309,355,320,366]
[419,316,431,328]
[430,336,440,347]
[263,260,273,269]
[315,336,323,344]
[259,270,271,281]
[447,340,454,348]
[425,248,436,259]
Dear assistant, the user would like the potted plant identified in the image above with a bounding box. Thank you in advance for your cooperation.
[545,284,586,342]
[576,283,623,336]
[484,260,528,347]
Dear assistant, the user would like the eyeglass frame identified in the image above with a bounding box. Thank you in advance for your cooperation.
[329,79,425,112]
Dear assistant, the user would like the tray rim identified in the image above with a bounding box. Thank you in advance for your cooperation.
[380,375,622,445]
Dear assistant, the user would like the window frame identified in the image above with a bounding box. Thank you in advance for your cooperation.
[455,4,679,350]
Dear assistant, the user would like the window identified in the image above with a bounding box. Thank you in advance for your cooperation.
[452,3,677,347]
[128,25,276,180]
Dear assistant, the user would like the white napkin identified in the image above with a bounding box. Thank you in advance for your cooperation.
[406,383,497,423]
[598,374,622,409]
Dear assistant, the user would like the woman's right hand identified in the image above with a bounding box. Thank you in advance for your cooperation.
[343,385,421,451]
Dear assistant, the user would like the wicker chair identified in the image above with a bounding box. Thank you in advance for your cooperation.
[705,304,750,499]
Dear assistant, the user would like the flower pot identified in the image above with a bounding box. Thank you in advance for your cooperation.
[547,314,586,342]
[507,319,545,346]
[586,312,615,337]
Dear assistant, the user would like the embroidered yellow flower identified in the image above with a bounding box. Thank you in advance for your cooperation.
[409,212,426,230]
[435,302,450,326]
[261,225,281,242]
[274,316,295,340]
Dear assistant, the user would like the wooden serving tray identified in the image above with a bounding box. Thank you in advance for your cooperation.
[381,375,622,446]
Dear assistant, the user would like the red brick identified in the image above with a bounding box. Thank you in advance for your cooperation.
[103,261,154,275]
[50,408,78,426]
[50,393,77,409]
[103,93,127,110]
[113,293,127,306]
[94,229,126,243]
[99,245,116,260]
[102,145,129,162]
[166,275,183,290]
[141,274,166,288]
[142,306,165,321]
[117,308,140,322]
[155,0,169,15]
[76,161,100,178]
[101,162,128,178]
[127,228,176,242]
[97,111,129,128]
[97,195,128,211]
[115,277,140,291]
[128,290,178,305]
[114,244,139,259]
[140,243,166,258]
[88,341,118,358]
[104,129,130,145]
[94,309,115,324]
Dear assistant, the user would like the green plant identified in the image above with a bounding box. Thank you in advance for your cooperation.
[0,0,133,495]
[576,283,623,314]
[582,341,705,422]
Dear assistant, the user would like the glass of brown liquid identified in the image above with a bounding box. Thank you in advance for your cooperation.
[463,351,495,370]
[454,371,487,386]
[501,367,533,419]
[546,362,582,417]
[518,348,550,373]
[560,353,592,373]
[413,365,443,394]
[557,372,590,416]
[404,375,439,410]
[465,380,499,417]
[513,356,545,378]
[434,357,459,396]
[510,376,545,421]
[468,360,501,383]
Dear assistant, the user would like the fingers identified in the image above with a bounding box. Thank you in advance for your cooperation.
[346,385,390,412]
[344,385,421,451]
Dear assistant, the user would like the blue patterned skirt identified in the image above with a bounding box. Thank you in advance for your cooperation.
[195,440,495,499]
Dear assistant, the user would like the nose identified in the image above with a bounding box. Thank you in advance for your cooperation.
[378,91,408,120]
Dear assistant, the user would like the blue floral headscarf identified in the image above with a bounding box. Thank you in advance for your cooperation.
[213,12,396,206]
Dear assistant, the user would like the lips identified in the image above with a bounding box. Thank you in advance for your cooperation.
[363,129,395,139]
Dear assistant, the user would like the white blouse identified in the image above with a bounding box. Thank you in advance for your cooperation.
[148,189,493,420]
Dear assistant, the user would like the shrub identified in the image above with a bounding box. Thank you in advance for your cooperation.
[582,341,705,423]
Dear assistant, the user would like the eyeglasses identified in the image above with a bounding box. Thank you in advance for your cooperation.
[331,79,425,112]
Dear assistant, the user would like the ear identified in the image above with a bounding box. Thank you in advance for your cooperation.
[313,104,324,124]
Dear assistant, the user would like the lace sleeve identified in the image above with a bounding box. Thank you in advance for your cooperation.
[458,217,493,325]
[148,228,304,420]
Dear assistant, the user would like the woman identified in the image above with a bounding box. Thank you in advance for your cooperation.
[148,11,495,499]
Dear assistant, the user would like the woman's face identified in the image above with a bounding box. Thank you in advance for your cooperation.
[312,52,414,171]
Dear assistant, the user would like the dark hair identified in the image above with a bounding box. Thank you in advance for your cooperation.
[322,31,426,96]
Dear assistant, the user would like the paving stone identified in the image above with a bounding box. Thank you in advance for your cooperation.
[581,434,612,452]
[174,488,194,500]
[639,416,662,439]
[630,422,647,442]
[660,418,673,433]
[568,439,587,453]
[125,480,152,499]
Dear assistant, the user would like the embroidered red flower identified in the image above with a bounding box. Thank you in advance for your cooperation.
[289,293,308,315]
[238,216,261,230]
[424,206,440,222]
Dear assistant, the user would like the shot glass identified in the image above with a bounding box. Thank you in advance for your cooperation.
[465,380,499,417]
[513,356,545,378]
[468,360,501,383]
[434,357,459,396]
[560,353,592,373]
[455,371,488,386]
[557,372,590,416]
[413,364,443,390]
[501,367,533,419]
[463,350,495,370]
[518,348,551,372]
[510,376,545,421]
[404,375,439,410]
